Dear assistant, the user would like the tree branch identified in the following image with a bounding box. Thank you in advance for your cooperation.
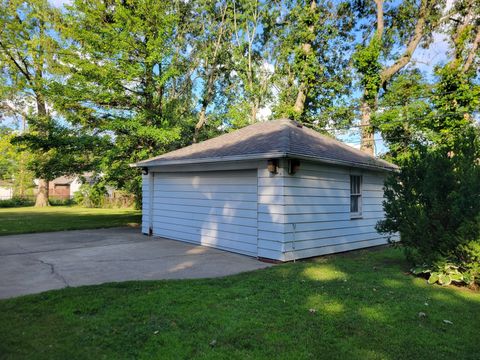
[462,27,480,72]
[380,0,429,86]
[374,0,384,38]
[0,41,32,81]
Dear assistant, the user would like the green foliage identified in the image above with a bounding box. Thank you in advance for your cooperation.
[54,0,197,201]
[0,128,35,195]
[226,0,276,124]
[73,183,135,209]
[13,117,106,181]
[0,0,99,205]
[458,228,480,286]
[377,126,480,285]
[353,35,382,104]
[412,263,467,286]
[0,196,34,208]
[48,197,76,206]
[73,183,107,208]
[272,0,354,125]
[375,19,480,285]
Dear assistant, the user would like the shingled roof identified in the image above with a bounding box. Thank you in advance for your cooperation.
[134,119,396,171]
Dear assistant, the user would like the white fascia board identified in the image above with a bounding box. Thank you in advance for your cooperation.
[130,152,286,168]
[130,151,397,173]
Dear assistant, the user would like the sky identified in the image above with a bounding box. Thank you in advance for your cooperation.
[49,0,71,7]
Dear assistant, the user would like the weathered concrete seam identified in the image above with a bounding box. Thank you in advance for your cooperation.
[37,259,70,287]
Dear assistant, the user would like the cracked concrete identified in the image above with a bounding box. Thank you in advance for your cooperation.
[0,227,271,299]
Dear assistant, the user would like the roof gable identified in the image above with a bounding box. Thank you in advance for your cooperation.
[135,119,396,171]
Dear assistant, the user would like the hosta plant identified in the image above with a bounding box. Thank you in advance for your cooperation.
[412,264,465,286]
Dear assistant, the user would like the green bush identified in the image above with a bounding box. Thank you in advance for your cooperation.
[0,196,35,208]
[376,127,480,287]
[48,197,76,206]
[73,183,135,208]
[100,191,135,208]
[73,183,107,208]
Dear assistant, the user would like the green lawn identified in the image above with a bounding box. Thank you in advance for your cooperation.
[0,206,141,236]
[0,247,478,359]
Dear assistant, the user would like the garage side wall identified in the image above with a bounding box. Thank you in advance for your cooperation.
[141,173,151,234]
[281,161,392,261]
[257,163,288,261]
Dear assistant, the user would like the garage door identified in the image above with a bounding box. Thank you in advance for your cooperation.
[151,170,258,256]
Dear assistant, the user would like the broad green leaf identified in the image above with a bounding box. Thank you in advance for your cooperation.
[428,273,440,284]
[438,274,451,286]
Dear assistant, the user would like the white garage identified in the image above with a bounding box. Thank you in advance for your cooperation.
[149,170,258,256]
[134,119,397,261]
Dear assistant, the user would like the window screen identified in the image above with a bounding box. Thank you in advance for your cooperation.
[350,175,362,216]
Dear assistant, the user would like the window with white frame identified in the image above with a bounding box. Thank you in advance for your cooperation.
[350,175,362,217]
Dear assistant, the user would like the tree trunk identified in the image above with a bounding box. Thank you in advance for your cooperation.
[35,94,49,207]
[293,83,307,116]
[193,104,207,143]
[35,179,49,207]
[360,99,375,155]
[251,102,258,124]
[293,0,316,118]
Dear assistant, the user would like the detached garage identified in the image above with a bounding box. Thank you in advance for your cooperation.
[133,119,397,261]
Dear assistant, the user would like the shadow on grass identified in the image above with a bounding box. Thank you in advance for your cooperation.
[0,246,478,359]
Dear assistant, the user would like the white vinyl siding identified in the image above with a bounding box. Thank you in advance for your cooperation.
[281,161,390,261]
[257,164,288,260]
[141,173,150,234]
[151,170,258,256]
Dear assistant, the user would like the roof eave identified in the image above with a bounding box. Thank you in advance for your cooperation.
[285,153,398,172]
[130,152,287,168]
[131,151,397,172]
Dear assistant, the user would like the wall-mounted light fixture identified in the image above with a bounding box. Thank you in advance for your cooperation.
[288,159,300,175]
[267,159,278,174]
[141,167,149,175]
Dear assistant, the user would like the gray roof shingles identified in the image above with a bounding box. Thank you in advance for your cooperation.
[135,119,396,171]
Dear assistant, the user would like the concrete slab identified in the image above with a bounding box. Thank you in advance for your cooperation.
[0,228,271,299]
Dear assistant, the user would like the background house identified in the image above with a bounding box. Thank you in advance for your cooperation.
[134,119,398,262]
[47,176,82,200]
[35,173,97,200]
[0,180,13,200]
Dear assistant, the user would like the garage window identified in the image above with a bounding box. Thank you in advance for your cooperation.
[350,175,362,218]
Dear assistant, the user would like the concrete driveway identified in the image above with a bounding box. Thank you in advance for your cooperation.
[0,228,271,299]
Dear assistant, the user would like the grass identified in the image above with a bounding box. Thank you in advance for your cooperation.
[0,247,478,359]
[0,206,141,236]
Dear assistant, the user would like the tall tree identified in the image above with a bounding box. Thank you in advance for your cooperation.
[373,0,479,160]
[353,0,444,155]
[0,0,61,206]
[56,0,196,202]
[228,0,275,125]
[190,0,234,142]
[272,0,354,127]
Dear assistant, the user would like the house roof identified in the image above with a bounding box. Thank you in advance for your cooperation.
[48,172,97,186]
[51,176,75,185]
[133,119,397,171]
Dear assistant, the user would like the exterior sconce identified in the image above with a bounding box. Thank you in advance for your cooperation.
[142,167,149,175]
[267,159,278,174]
[288,159,300,175]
